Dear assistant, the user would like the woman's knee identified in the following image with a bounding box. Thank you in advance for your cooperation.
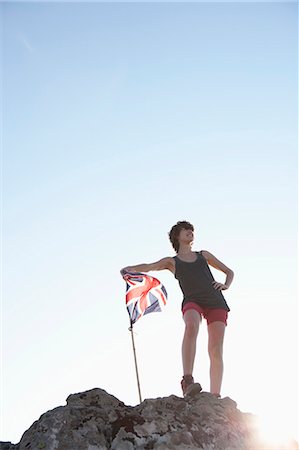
[184,318,199,337]
[183,310,201,337]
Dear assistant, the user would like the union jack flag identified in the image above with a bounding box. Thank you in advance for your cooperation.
[121,270,168,326]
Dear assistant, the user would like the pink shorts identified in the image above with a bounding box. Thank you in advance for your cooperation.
[182,302,228,326]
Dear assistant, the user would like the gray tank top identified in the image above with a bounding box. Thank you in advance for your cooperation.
[173,250,230,311]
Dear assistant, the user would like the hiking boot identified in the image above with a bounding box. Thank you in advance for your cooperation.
[185,382,203,397]
[181,374,194,395]
[181,375,202,397]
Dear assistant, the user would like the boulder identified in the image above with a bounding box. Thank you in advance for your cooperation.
[1,388,298,450]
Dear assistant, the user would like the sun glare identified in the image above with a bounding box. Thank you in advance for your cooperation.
[256,414,299,450]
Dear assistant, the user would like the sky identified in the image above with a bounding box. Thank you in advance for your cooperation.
[1,0,298,446]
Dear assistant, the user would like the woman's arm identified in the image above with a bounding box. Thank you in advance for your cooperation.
[202,250,234,288]
[121,257,174,274]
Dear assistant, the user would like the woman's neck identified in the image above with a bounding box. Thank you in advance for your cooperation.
[177,244,194,255]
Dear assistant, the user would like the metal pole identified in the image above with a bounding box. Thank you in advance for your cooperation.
[129,326,142,403]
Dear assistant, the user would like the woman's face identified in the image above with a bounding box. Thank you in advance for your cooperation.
[178,227,194,245]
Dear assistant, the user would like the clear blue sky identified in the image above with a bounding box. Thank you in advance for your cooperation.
[1,1,298,445]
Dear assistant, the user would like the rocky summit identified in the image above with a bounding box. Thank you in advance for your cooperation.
[1,388,298,450]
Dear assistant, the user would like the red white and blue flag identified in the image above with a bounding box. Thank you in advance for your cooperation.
[121,270,168,326]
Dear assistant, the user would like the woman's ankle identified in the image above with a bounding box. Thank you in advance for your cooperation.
[212,393,221,398]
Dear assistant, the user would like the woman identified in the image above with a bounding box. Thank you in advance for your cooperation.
[121,220,234,397]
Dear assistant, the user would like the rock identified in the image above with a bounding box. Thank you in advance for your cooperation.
[1,388,298,450]
[0,443,19,450]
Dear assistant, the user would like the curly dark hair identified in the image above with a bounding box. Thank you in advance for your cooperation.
[168,220,194,253]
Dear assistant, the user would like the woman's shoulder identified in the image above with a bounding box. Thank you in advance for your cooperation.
[198,249,208,260]
[159,255,176,265]
[163,256,176,274]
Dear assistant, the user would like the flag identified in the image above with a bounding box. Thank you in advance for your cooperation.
[121,270,168,326]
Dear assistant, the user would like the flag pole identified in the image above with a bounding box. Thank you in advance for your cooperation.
[129,324,142,403]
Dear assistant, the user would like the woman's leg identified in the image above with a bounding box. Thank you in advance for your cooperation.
[208,321,226,395]
[182,309,201,375]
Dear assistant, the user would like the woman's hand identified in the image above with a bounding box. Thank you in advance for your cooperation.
[120,266,136,275]
[212,281,228,291]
